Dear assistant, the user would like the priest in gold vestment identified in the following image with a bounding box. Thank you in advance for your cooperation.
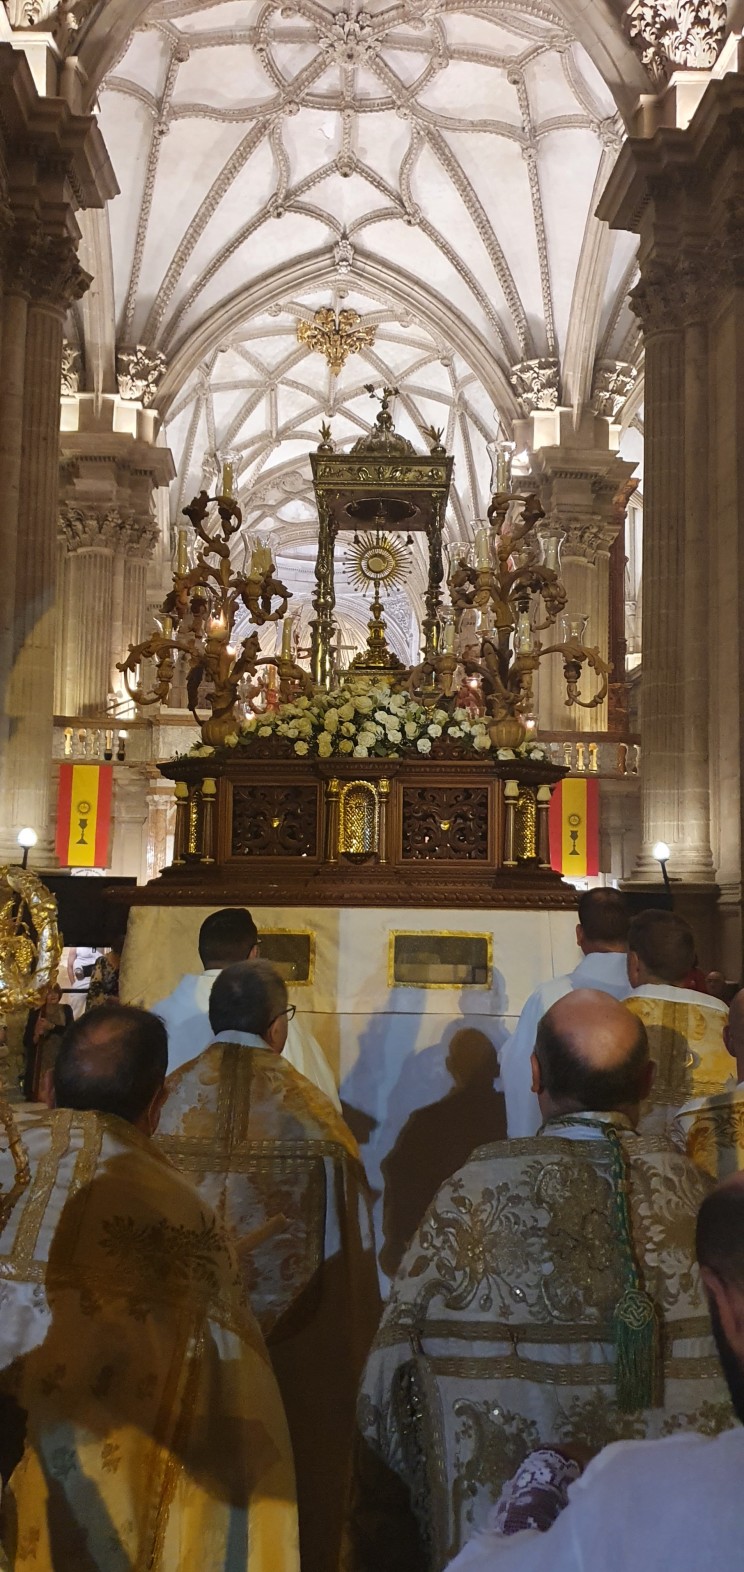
[346,992,732,1572]
[623,910,732,1135]
[157,959,381,1572]
[0,1005,299,1572]
[674,986,744,1181]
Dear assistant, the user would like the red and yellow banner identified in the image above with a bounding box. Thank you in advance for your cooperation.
[549,776,599,877]
[56,764,113,869]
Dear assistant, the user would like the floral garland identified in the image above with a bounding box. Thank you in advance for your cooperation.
[189,676,547,762]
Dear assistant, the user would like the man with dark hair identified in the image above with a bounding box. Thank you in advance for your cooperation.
[0,1010,299,1572]
[443,1175,744,1572]
[348,989,731,1572]
[52,1003,168,1128]
[159,959,380,1572]
[623,909,731,1135]
[675,985,744,1179]
[500,886,633,1136]
[151,904,340,1105]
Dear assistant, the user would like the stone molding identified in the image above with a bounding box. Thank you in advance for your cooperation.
[116,344,167,406]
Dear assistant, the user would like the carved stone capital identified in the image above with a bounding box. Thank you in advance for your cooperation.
[58,502,158,558]
[509,357,560,415]
[116,344,167,407]
[591,360,638,420]
[58,503,122,552]
[6,228,90,308]
[61,340,81,396]
[626,0,726,85]
[629,266,684,335]
[560,516,619,564]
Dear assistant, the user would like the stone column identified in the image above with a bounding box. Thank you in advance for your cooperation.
[0,42,116,860]
[515,408,636,734]
[3,242,90,857]
[56,394,174,714]
[597,67,744,952]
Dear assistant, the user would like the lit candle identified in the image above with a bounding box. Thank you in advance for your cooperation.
[281,616,294,660]
[543,536,559,571]
[442,618,456,654]
[209,611,228,639]
[176,528,188,574]
[221,462,233,498]
[162,614,173,636]
[475,527,490,568]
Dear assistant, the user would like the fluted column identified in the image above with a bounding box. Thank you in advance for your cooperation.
[56,506,118,713]
[4,249,89,858]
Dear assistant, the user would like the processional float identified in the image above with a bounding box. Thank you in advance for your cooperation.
[119,389,610,908]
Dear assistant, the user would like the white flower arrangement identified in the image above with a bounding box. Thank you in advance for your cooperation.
[187,677,551,761]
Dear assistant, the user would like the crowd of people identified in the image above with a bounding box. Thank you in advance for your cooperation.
[0,891,743,1571]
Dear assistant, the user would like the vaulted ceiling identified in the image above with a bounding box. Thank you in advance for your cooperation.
[69,0,667,645]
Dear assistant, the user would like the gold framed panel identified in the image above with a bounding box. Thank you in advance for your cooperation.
[387,930,493,990]
[257,927,316,987]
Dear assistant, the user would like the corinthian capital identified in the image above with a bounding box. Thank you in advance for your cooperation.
[509,357,560,415]
[627,0,726,84]
[591,360,638,420]
[6,229,90,307]
[58,504,122,552]
[61,340,81,396]
[116,345,167,407]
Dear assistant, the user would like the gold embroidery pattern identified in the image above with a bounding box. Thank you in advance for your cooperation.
[625,996,732,1113]
[684,1100,744,1181]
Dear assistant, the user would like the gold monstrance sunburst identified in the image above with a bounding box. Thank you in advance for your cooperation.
[346,530,412,596]
[344,518,413,674]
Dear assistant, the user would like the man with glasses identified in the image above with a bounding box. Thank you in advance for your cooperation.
[151,906,341,1107]
[158,959,380,1572]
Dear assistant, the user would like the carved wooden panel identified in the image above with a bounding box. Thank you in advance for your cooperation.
[400,786,489,861]
[231,785,318,857]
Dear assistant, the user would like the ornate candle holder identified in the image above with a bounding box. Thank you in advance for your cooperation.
[118,489,292,745]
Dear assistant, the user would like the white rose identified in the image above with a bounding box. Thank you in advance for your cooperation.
[294,740,309,755]
[340,721,355,738]
[427,724,442,738]
[388,730,402,745]
[404,721,418,739]
[295,697,310,710]
[324,710,339,733]
[258,725,273,737]
[338,739,353,754]
[453,707,468,722]
[353,743,369,757]
[286,725,299,739]
[338,702,355,721]
[497,747,516,759]
[318,734,333,757]
[374,710,389,724]
[432,709,449,725]
[354,696,373,713]
[297,718,314,737]
[448,726,463,739]
[473,733,491,751]
[416,737,432,754]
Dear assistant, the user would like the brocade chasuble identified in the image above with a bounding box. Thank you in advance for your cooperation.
[157,1039,381,1572]
[0,1104,299,1572]
[346,1117,732,1572]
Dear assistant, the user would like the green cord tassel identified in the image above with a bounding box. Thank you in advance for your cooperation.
[613,1286,659,1413]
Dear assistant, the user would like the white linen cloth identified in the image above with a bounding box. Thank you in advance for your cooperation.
[152,968,341,1108]
[446,1427,744,1571]
[499,952,632,1137]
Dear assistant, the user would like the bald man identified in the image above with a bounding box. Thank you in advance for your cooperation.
[346,990,733,1572]
[674,986,744,1180]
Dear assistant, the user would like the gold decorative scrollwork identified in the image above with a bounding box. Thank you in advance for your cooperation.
[515,788,537,861]
[339,781,379,856]
[0,867,63,1014]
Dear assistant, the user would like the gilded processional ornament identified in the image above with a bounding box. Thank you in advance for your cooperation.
[0,868,63,1015]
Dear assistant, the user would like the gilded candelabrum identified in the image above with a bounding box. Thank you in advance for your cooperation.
[118,489,297,745]
[416,487,610,744]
